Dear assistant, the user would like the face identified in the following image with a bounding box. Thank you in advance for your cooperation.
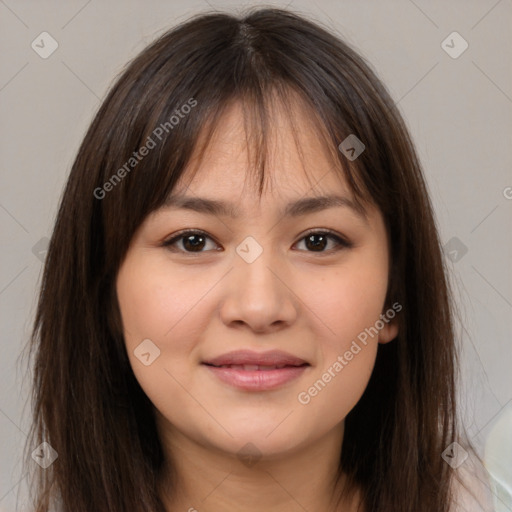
[116,99,399,461]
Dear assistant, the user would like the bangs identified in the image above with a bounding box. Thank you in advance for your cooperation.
[121,82,375,246]
[168,81,374,212]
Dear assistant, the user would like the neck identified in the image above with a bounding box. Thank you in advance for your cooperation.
[157,419,360,512]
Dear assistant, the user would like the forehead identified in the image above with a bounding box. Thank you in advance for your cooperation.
[174,96,352,202]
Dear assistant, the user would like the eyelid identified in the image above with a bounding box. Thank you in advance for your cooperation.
[161,228,353,253]
[299,228,353,248]
[162,228,217,244]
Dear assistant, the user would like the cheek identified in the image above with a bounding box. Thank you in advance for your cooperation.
[296,342,377,433]
[294,252,387,417]
[116,254,207,348]
[115,255,206,411]
[297,271,381,423]
[304,255,389,351]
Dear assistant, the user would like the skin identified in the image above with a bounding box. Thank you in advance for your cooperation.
[116,98,399,512]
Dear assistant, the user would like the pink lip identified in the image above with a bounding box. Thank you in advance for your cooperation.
[204,365,308,391]
[203,349,308,367]
[202,350,310,391]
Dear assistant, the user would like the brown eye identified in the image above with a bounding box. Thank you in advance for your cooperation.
[294,230,353,253]
[162,230,220,253]
[305,233,329,251]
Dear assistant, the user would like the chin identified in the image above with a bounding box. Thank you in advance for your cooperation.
[208,423,308,460]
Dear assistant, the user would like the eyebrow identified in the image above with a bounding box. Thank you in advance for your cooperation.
[162,193,368,223]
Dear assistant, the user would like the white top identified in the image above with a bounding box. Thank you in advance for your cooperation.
[451,453,497,511]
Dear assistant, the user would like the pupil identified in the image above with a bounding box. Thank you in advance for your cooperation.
[306,234,327,251]
[184,234,205,251]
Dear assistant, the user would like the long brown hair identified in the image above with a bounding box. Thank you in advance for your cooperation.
[23,6,472,511]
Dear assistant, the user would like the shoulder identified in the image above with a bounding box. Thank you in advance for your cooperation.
[449,451,496,512]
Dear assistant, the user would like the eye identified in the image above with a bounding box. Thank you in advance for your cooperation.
[162,228,353,255]
[293,229,353,253]
[162,230,220,253]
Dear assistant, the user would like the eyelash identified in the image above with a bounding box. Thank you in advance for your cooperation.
[161,228,353,255]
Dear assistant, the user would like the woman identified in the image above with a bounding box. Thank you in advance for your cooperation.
[24,7,494,511]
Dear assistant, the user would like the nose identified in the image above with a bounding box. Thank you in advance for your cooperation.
[219,243,298,334]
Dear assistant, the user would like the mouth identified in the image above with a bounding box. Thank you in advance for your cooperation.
[202,350,310,391]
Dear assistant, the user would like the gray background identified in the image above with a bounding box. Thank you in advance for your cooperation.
[0,0,511,510]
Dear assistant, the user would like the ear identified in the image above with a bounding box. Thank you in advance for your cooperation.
[378,315,399,344]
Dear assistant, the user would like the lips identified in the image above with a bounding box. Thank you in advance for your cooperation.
[202,349,309,368]
[202,350,310,391]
